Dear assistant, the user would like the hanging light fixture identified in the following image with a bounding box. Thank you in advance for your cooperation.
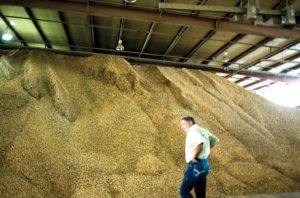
[2,28,13,41]
[223,66,230,71]
[116,39,124,51]
[281,16,287,24]
[223,51,229,63]
[124,0,136,3]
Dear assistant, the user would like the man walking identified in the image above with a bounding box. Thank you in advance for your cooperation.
[179,116,219,198]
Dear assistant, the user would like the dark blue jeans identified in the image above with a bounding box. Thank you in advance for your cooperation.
[179,159,210,198]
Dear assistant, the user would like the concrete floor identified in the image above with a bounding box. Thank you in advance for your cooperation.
[222,192,300,198]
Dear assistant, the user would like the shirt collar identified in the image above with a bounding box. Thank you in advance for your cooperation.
[187,124,198,133]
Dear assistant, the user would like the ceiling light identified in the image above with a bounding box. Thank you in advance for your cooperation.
[2,29,13,41]
[230,14,244,22]
[223,51,229,63]
[124,0,136,3]
[281,16,287,24]
[223,67,229,71]
[116,39,124,51]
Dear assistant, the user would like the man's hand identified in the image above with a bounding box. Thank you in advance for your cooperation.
[190,143,203,161]
[191,158,199,163]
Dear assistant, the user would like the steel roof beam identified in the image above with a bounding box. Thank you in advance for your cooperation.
[229,38,300,84]
[89,15,96,50]
[202,0,292,66]
[263,0,296,22]
[201,34,244,64]
[123,57,300,83]
[185,0,247,63]
[0,12,27,46]
[139,22,155,57]
[225,0,297,78]
[261,53,300,72]
[251,82,276,91]
[243,80,264,88]
[159,3,300,17]
[163,26,188,56]
[1,43,300,82]
[58,11,74,51]
[161,0,207,58]
[224,37,273,77]
[3,14,299,51]
[238,52,300,88]
[24,7,51,48]
[1,0,300,39]
[281,64,300,73]
[226,0,298,87]
[183,30,215,61]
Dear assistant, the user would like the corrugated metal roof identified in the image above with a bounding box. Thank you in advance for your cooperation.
[0,0,299,92]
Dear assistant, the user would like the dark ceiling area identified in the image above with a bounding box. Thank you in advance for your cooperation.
[0,0,300,92]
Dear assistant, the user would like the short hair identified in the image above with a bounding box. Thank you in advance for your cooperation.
[182,116,196,124]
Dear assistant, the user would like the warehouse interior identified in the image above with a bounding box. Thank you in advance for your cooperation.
[0,0,300,107]
[0,0,300,197]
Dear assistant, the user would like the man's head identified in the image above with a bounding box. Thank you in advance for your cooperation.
[181,116,196,133]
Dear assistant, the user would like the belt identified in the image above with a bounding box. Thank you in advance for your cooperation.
[188,158,206,164]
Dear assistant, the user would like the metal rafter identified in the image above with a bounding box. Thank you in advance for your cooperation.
[281,63,300,73]
[225,0,296,78]
[139,22,155,57]
[201,34,244,64]
[261,54,300,72]
[243,80,264,88]
[1,0,300,39]
[1,42,300,83]
[251,82,276,91]
[240,52,300,88]
[138,0,169,56]
[0,11,27,46]
[25,7,51,48]
[121,56,300,82]
[89,15,96,49]
[159,1,299,17]
[183,0,247,62]
[58,11,74,50]
[232,38,300,86]
[2,14,299,52]
[224,37,273,76]
[243,66,300,88]
[201,0,292,66]
[163,26,189,57]
[250,52,300,93]
[264,0,295,22]
[162,0,208,58]
[87,0,96,50]
[183,30,215,61]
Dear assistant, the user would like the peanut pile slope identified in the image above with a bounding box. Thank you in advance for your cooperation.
[0,50,299,198]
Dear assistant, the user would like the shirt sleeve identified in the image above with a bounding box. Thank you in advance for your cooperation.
[208,131,219,145]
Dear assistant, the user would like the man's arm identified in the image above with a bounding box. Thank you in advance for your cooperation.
[191,143,203,162]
